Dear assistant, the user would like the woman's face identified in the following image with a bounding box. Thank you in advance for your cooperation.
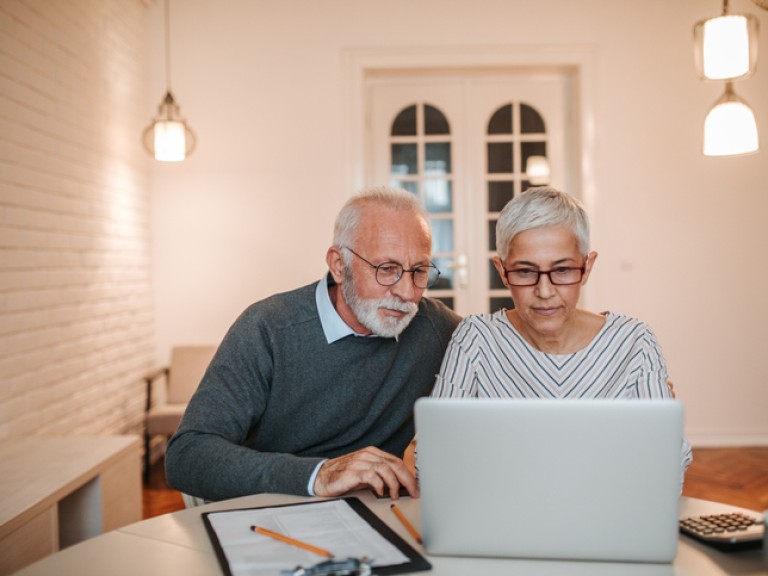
[493,225,596,340]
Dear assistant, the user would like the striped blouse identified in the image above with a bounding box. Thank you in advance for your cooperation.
[431,310,693,471]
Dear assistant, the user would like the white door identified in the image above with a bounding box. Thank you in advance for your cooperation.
[368,72,571,316]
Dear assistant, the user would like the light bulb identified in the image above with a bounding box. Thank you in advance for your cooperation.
[153,120,187,161]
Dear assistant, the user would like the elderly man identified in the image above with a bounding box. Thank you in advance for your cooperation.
[165,186,461,501]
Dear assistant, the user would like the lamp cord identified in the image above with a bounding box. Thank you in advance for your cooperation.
[165,0,172,91]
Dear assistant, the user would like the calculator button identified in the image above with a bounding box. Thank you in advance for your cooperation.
[679,512,764,551]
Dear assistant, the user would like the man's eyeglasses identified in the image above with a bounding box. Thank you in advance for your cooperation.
[502,265,586,287]
[343,247,441,289]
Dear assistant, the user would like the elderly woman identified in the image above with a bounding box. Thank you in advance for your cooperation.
[430,186,692,473]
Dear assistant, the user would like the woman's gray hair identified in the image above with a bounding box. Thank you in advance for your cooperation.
[496,186,590,260]
[333,186,428,263]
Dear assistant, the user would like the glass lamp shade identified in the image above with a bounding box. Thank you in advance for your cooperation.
[703,83,759,156]
[525,155,551,185]
[693,13,759,80]
[153,121,187,161]
[142,91,196,161]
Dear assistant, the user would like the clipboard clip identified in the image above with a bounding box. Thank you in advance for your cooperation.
[280,556,372,576]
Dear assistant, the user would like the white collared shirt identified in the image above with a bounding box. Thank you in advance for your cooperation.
[315,273,387,342]
[315,273,361,343]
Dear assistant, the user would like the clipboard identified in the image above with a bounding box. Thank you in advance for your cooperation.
[202,497,431,575]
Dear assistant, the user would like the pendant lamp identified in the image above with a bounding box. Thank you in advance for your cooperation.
[142,0,196,161]
[693,0,765,156]
[703,82,759,156]
[693,5,758,81]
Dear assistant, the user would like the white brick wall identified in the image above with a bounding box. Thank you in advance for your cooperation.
[0,0,154,439]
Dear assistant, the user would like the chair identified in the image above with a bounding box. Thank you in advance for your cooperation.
[144,345,217,483]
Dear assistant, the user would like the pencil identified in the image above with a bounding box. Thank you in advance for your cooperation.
[390,503,422,544]
[250,525,334,558]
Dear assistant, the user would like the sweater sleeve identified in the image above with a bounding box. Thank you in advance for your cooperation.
[165,304,324,501]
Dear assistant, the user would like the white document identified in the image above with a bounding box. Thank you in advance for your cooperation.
[205,499,409,576]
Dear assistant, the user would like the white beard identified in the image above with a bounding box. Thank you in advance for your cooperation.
[341,269,418,338]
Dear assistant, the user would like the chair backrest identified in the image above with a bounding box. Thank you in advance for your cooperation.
[167,345,217,404]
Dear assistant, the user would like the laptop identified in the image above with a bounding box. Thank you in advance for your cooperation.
[414,398,684,563]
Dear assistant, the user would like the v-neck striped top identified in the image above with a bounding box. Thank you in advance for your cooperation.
[432,310,672,400]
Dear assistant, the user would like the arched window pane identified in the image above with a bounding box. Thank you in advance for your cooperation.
[391,105,417,136]
[487,142,513,173]
[520,103,546,133]
[521,141,547,175]
[431,219,454,253]
[424,180,452,212]
[488,104,513,134]
[424,104,450,135]
[488,181,514,212]
[425,143,451,175]
[391,143,418,174]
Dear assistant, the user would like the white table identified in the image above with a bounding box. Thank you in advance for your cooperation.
[13,493,767,576]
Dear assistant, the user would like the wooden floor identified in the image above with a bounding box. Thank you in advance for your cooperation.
[143,447,768,519]
[680,446,768,513]
[143,459,184,518]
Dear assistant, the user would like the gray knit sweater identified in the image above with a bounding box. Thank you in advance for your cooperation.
[165,279,461,501]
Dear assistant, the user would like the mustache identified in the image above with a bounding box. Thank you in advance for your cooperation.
[377,297,418,314]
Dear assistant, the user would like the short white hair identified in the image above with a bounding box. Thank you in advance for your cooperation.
[333,186,428,263]
[496,186,590,260]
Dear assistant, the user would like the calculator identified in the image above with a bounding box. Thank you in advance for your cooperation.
[679,512,765,551]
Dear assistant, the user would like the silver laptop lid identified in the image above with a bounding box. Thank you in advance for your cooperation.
[415,398,684,563]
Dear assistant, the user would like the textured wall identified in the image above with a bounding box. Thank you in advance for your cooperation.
[0,0,154,438]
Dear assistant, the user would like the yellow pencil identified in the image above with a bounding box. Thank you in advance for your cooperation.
[250,525,334,558]
[390,503,422,544]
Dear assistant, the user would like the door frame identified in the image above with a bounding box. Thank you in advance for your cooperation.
[342,44,599,310]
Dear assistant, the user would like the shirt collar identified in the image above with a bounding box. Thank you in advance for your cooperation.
[316,273,377,343]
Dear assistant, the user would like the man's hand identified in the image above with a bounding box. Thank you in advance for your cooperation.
[313,446,418,499]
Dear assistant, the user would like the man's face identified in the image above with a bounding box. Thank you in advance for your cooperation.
[338,205,432,337]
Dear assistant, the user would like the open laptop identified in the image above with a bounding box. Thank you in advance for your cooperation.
[414,398,684,563]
